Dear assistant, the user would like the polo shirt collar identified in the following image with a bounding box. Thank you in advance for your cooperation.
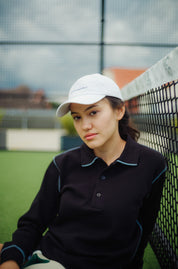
[80,143,99,167]
[80,135,139,167]
[116,135,139,166]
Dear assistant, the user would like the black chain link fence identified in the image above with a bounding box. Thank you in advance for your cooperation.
[127,81,178,269]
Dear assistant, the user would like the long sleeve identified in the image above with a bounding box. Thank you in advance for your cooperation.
[0,161,60,267]
[128,160,167,269]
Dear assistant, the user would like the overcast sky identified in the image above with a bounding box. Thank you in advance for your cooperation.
[0,0,177,99]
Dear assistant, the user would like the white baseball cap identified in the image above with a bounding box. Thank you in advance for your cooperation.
[56,73,123,117]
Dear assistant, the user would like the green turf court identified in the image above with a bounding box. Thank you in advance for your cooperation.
[0,150,161,269]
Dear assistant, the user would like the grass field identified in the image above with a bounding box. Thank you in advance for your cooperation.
[0,150,161,269]
[158,153,178,256]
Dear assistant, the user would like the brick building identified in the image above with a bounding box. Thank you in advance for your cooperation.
[0,85,51,109]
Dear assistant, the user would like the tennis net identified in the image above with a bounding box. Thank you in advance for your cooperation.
[122,48,178,269]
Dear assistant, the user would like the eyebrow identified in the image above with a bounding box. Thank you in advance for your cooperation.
[71,104,98,115]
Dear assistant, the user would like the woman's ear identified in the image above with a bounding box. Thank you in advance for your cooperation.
[116,105,125,120]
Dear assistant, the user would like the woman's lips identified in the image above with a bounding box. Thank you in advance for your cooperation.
[85,133,97,140]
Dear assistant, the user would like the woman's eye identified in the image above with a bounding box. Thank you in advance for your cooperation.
[90,111,97,116]
[73,116,81,121]
[72,116,80,121]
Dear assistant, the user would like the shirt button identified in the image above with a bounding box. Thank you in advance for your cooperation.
[101,175,106,180]
[96,192,102,197]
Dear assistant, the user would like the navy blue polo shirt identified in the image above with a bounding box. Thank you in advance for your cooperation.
[0,136,167,269]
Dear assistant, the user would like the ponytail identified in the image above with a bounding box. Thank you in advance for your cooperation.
[106,96,140,142]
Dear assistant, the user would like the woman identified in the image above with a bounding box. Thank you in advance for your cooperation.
[0,74,167,269]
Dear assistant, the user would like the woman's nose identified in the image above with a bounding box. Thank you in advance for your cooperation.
[82,118,92,130]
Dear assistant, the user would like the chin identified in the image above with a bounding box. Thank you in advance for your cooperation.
[85,141,97,149]
[86,141,103,150]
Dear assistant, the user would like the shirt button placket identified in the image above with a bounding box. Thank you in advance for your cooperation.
[91,171,107,208]
[96,192,102,198]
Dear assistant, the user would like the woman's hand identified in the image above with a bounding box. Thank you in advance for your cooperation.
[0,261,20,269]
[0,245,20,269]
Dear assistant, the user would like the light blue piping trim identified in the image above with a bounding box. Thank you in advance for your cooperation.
[1,245,26,263]
[52,159,61,192]
[82,157,99,167]
[53,147,81,191]
[58,175,61,192]
[53,157,60,173]
[136,219,143,233]
[116,160,138,166]
[131,220,143,260]
[53,146,81,172]
[152,165,167,184]
[55,146,80,158]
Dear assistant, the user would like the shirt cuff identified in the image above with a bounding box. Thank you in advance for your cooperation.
[0,242,25,266]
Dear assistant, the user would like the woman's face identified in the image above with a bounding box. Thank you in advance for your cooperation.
[70,98,125,152]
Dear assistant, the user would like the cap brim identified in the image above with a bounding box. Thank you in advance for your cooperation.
[56,94,105,117]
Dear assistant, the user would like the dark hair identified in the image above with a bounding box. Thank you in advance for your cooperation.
[106,96,140,142]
